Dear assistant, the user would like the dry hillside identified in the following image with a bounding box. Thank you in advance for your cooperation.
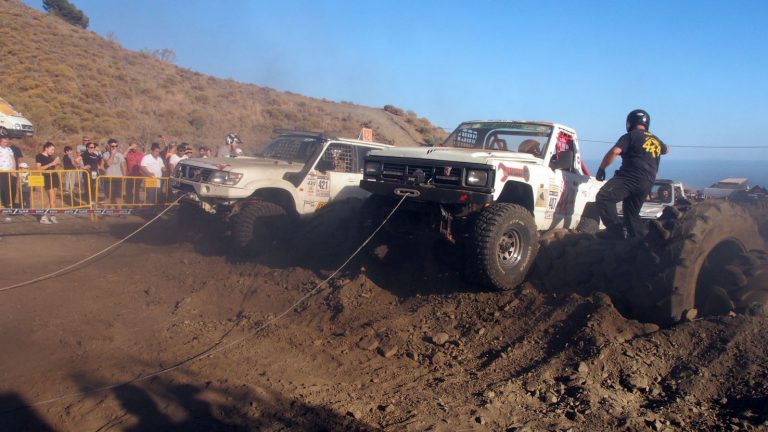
[0,0,446,154]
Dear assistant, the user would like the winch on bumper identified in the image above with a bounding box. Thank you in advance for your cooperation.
[359,180,493,205]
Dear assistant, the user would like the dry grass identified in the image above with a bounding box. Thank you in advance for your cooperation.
[1,0,446,156]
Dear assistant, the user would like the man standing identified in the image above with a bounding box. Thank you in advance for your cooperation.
[217,133,241,158]
[103,138,127,206]
[124,141,144,204]
[140,143,165,204]
[81,141,103,203]
[0,137,16,222]
[595,109,669,239]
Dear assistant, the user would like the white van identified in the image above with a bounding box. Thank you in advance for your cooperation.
[0,97,34,138]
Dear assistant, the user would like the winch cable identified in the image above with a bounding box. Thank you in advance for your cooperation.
[0,195,185,294]
[9,194,408,410]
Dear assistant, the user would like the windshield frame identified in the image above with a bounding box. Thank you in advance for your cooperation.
[254,135,324,166]
[441,122,553,158]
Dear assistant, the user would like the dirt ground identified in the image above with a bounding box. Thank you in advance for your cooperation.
[0,204,766,431]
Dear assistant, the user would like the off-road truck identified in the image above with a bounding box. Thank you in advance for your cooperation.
[359,120,603,291]
[618,179,691,220]
[170,130,392,254]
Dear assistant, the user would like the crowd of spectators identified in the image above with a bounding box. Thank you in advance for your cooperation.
[0,134,234,224]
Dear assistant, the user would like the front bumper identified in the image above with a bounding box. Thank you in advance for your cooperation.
[360,180,493,205]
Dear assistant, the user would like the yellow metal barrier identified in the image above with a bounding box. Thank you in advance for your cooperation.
[0,169,92,211]
[94,175,177,207]
[1,170,177,216]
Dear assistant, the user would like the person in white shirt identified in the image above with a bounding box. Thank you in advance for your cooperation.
[0,137,16,222]
[140,143,165,204]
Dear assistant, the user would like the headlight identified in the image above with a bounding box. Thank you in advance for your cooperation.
[466,169,489,186]
[14,123,21,129]
[364,161,382,176]
[208,170,243,186]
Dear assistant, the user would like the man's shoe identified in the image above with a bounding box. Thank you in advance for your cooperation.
[40,216,52,225]
[50,216,59,224]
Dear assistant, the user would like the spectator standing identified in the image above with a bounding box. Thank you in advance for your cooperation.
[0,137,15,222]
[217,133,241,157]
[81,141,103,202]
[198,146,207,158]
[103,138,127,206]
[35,142,61,224]
[61,145,80,196]
[124,141,144,204]
[140,143,165,204]
[168,142,189,174]
[8,142,23,208]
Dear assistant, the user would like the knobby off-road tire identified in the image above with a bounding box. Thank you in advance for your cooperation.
[468,203,539,291]
[630,201,765,323]
[230,201,287,256]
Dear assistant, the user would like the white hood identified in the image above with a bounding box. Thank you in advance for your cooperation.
[180,156,304,176]
[369,146,540,165]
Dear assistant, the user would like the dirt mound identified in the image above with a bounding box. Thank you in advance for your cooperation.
[1,204,767,430]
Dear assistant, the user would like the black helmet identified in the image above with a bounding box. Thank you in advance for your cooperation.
[225,133,241,145]
[626,109,650,132]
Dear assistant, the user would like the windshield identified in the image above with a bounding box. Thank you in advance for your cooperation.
[254,135,323,164]
[442,122,552,158]
[648,183,674,204]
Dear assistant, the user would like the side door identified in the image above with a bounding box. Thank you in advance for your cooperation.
[550,132,593,228]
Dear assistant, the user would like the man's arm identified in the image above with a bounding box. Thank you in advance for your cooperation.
[661,142,669,155]
[599,146,623,170]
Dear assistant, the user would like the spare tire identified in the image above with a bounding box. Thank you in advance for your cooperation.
[630,201,765,323]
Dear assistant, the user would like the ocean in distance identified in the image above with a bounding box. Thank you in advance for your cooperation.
[583,159,768,190]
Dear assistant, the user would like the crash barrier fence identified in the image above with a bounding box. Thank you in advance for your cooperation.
[0,169,177,215]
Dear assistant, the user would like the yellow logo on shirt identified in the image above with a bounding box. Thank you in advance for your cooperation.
[642,132,662,158]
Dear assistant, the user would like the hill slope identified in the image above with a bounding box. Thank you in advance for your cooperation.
[0,0,445,152]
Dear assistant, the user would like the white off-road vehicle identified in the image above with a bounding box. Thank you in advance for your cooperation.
[618,179,691,220]
[171,130,392,254]
[0,97,34,138]
[360,120,604,290]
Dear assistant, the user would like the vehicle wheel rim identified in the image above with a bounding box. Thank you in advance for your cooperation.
[498,227,524,269]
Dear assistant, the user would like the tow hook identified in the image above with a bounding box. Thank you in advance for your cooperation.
[394,188,420,197]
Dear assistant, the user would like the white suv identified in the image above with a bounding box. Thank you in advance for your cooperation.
[171,130,392,254]
[0,97,34,138]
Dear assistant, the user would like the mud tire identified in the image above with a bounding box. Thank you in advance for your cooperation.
[230,201,287,256]
[468,203,539,291]
[631,201,765,323]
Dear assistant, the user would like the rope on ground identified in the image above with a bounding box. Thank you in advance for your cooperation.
[14,194,409,410]
[0,196,184,293]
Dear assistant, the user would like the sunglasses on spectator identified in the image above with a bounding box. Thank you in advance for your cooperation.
[87,146,95,149]
[110,145,118,148]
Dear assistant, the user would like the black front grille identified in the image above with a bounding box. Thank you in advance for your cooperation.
[176,165,213,182]
[380,162,462,186]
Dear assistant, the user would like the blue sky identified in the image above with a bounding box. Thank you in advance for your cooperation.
[22,0,768,161]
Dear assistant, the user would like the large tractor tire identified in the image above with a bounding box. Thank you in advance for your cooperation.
[230,201,287,256]
[628,201,765,323]
[468,203,539,291]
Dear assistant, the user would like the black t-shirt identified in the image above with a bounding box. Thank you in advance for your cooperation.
[63,153,76,169]
[614,130,667,181]
[10,145,22,163]
[81,151,101,172]
[35,153,55,171]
